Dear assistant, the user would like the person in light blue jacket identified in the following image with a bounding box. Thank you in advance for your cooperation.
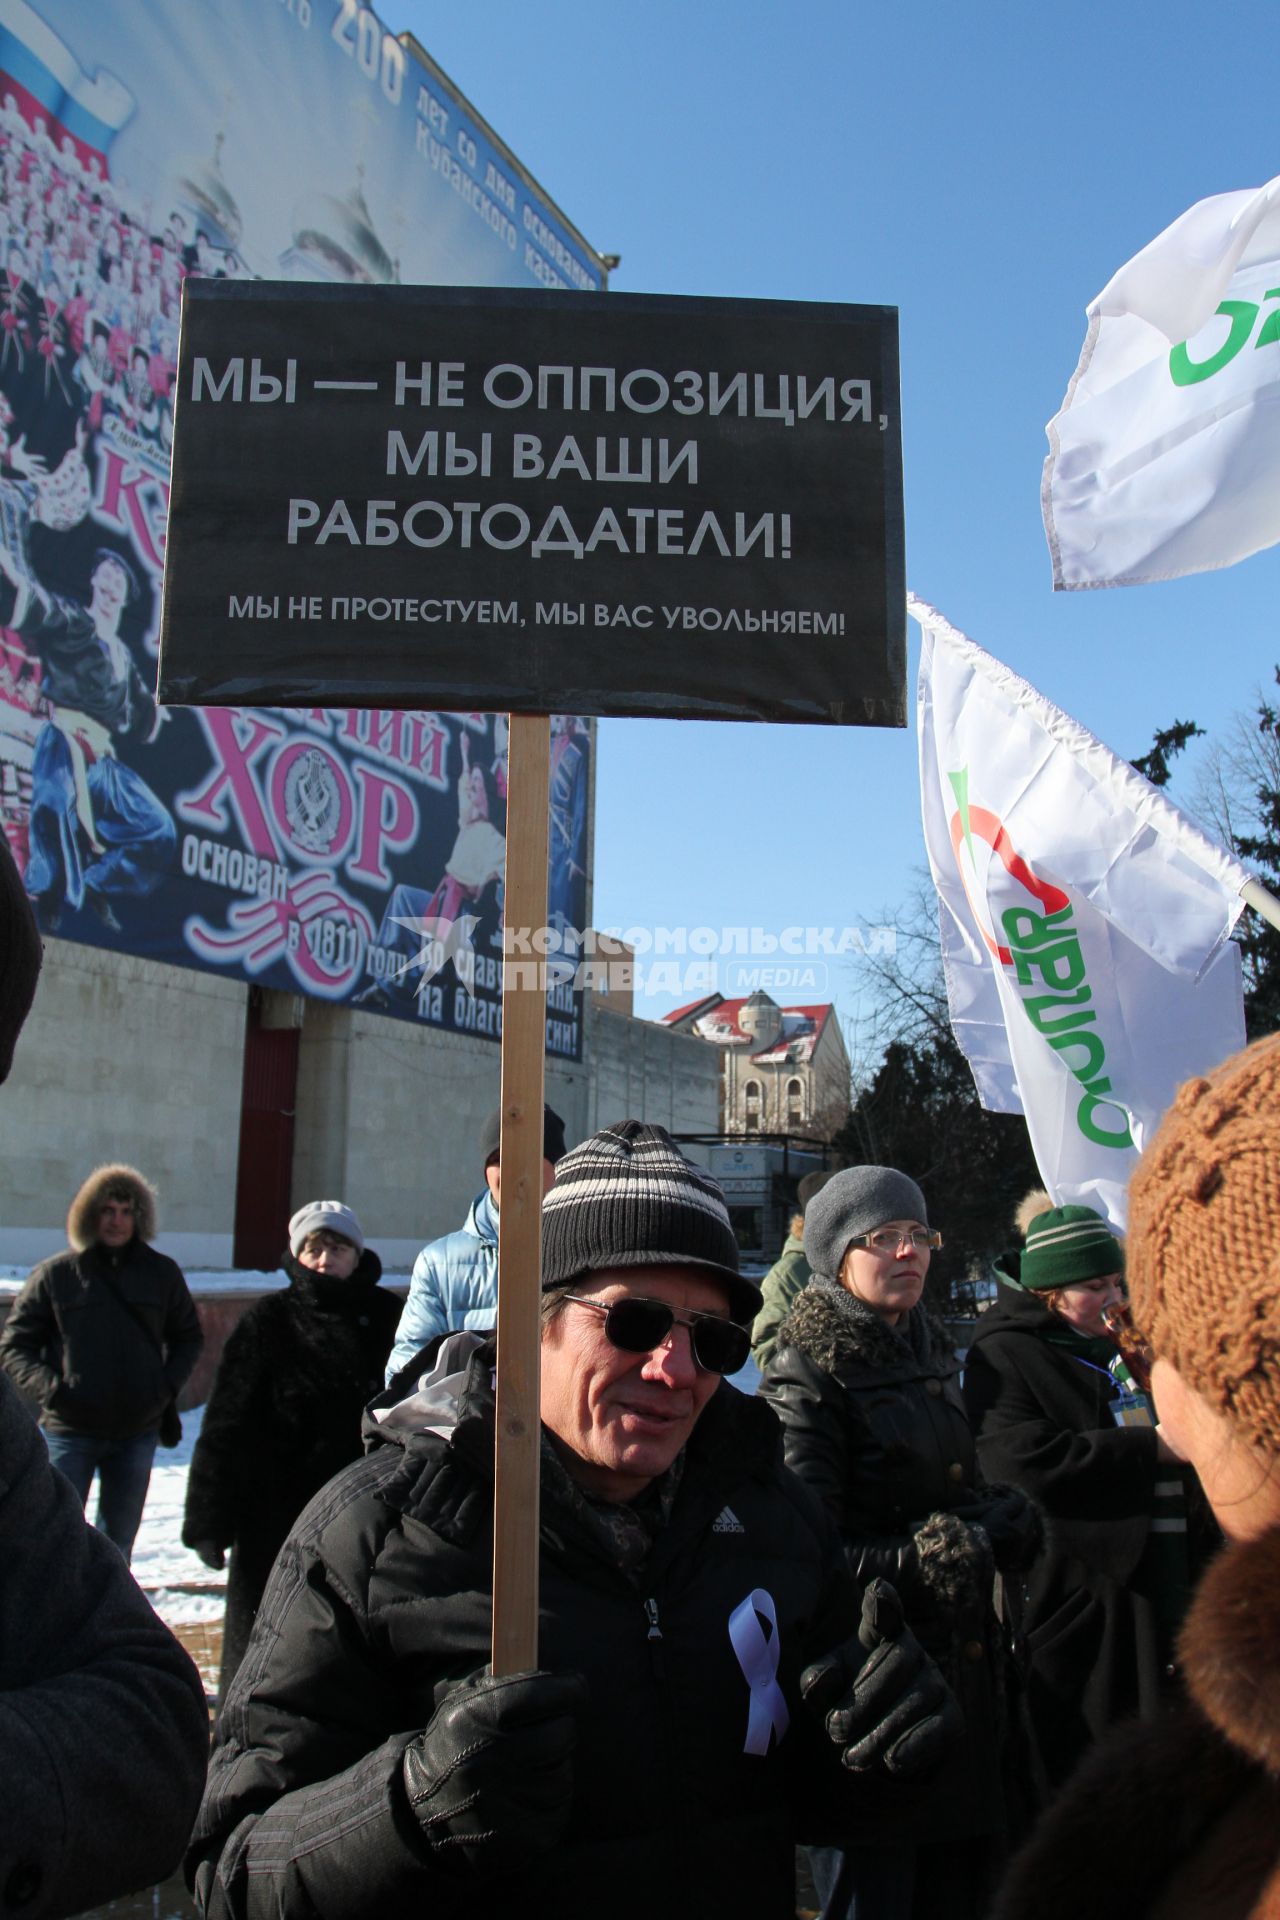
[385,1102,566,1380]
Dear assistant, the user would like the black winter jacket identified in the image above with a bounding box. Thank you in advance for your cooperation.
[761,1285,1041,1845]
[189,1334,914,1920]
[182,1248,401,1699]
[0,1371,208,1919]
[0,1236,201,1440]
[963,1278,1214,1788]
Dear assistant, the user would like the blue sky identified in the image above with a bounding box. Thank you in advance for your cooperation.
[397,0,1280,1062]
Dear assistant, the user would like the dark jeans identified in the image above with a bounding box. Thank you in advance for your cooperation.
[45,1426,158,1562]
[809,1840,996,1920]
[810,1845,916,1920]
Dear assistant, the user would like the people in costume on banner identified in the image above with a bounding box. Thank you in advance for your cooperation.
[547,713,588,934]
[188,1122,962,1920]
[0,838,209,1915]
[385,1103,567,1380]
[34,268,70,402]
[761,1166,1043,1920]
[357,728,508,1011]
[119,343,160,438]
[183,1199,401,1710]
[1,546,176,932]
[424,729,507,933]
[963,1195,1217,1794]
[995,1038,1280,1920]
[751,1167,837,1370]
[1,235,31,371]
[0,399,90,564]
[0,89,243,893]
[0,1158,202,1565]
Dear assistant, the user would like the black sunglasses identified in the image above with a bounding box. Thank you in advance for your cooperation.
[563,1294,750,1376]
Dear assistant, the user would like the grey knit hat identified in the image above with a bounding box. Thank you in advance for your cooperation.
[541,1120,762,1324]
[804,1166,929,1280]
[288,1200,364,1257]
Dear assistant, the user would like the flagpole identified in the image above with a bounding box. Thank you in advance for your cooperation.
[1242,877,1280,935]
[490,711,550,1678]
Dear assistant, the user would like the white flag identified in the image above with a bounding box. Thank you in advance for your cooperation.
[1043,176,1280,589]
[913,597,1249,1227]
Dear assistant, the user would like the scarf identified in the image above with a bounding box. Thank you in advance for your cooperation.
[809,1274,935,1365]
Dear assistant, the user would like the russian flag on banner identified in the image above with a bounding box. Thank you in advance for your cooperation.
[0,0,134,176]
[913,596,1248,1228]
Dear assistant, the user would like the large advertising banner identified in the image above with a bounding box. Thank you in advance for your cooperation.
[0,0,602,1057]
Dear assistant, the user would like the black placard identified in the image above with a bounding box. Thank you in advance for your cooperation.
[160,283,904,725]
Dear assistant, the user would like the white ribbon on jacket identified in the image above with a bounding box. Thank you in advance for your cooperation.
[728,1587,790,1756]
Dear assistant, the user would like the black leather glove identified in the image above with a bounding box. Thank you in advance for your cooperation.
[191,1539,226,1571]
[402,1668,587,1879]
[801,1578,962,1779]
[950,1482,1043,1572]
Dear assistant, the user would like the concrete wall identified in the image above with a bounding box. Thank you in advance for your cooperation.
[0,941,715,1277]
[0,940,246,1268]
[290,1005,592,1268]
[584,1001,720,1149]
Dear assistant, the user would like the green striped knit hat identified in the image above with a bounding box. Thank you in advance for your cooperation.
[1020,1204,1125,1291]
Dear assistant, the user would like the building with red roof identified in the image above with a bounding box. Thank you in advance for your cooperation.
[662,989,850,1139]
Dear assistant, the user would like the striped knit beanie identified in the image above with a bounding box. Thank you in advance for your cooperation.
[1129,1032,1280,1454]
[1019,1205,1125,1291]
[541,1120,762,1324]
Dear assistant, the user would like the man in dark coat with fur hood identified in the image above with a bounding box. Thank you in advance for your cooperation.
[0,1159,202,1560]
[183,1198,402,1705]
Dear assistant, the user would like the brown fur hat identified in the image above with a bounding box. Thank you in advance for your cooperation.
[67,1163,159,1251]
[1129,1032,1280,1455]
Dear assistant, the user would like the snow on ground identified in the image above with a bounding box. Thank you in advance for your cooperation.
[0,1266,416,1294]
[129,1404,226,1625]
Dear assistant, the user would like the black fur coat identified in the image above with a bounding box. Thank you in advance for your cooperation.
[761,1282,1042,1850]
[182,1249,401,1699]
[964,1279,1219,1790]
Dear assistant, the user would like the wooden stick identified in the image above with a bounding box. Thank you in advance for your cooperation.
[1242,875,1280,935]
[490,710,550,1676]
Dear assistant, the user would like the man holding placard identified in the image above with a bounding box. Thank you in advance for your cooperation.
[189,1123,956,1920]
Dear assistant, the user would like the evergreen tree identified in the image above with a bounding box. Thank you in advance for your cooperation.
[1191,670,1280,1037]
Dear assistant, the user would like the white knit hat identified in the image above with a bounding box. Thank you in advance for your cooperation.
[288,1200,364,1257]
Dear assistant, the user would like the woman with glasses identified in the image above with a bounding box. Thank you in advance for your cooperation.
[182,1199,401,1707]
[963,1200,1215,1795]
[761,1166,1041,1920]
